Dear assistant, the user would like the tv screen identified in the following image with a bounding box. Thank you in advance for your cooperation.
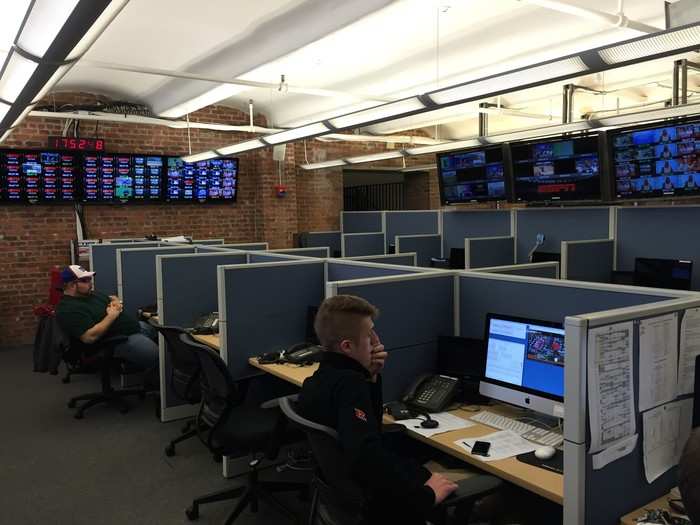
[612,120,700,200]
[0,150,78,203]
[511,135,601,202]
[437,146,505,204]
[81,154,163,203]
[165,157,238,203]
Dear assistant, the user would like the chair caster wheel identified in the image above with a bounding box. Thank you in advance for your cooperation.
[165,444,175,457]
[68,400,76,408]
[185,506,199,520]
[74,412,84,420]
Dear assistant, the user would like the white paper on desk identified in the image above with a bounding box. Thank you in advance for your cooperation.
[591,434,638,470]
[455,430,537,462]
[639,313,678,412]
[396,412,474,438]
[642,398,694,483]
[587,321,636,453]
[678,308,700,396]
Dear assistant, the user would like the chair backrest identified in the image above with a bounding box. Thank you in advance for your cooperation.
[279,396,365,522]
[152,324,201,403]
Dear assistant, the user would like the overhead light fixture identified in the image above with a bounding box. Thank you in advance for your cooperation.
[300,159,348,170]
[345,151,404,164]
[263,122,330,144]
[404,138,482,156]
[402,164,436,172]
[597,24,700,65]
[216,139,266,155]
[0,50,39,103]
[328,97,425,129]
[181,150,218,163]
[0,101,10,121]
[158,84,248,119]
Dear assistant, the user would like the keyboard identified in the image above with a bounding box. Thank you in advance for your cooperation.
[469,411,563,447]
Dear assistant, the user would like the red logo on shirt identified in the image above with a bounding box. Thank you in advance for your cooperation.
[354,408,367,422]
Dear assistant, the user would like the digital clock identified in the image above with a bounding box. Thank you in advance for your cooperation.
[48,136,106,151]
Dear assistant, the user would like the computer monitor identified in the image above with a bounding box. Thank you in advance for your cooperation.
[305,305,320,345]
[449,248,465,269]
[634,257,693,290]
[481,313,565,417]
[530,251,561,264]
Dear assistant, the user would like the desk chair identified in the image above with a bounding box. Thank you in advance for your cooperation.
[279,395,503,525]
[149,323,204,457]
[179,335,306,524]
[66,335,146,419]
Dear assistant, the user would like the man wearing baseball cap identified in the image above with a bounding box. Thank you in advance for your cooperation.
[55,265,158,372]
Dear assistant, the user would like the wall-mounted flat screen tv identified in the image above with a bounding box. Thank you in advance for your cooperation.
[437,146,506,204]
[0,150,77,203]
[81,154,163,203]
[165,157,238,202]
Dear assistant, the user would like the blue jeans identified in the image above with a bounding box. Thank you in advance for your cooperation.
[114,321,159,370]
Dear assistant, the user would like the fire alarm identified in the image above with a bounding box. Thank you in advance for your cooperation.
[274,184,287,198]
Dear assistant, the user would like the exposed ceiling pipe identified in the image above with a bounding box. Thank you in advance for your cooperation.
[517,0,662,34]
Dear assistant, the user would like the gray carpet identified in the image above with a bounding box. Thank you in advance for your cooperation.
[0,346,310,525]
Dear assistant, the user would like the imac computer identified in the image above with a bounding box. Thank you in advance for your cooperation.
[480,313,565,417]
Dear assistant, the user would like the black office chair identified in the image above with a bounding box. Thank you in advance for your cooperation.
[279,395,503,525]
[66,335,146,419]
[179,335,306,524]
[149,323,204,457]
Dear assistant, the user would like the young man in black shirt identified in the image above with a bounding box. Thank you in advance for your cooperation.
[298,295,457,524]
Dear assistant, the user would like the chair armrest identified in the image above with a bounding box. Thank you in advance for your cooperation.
[261,393,298,409]
[437,475,502,509]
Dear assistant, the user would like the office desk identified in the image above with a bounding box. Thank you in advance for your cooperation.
[247,358,563,504]
[192,333,221,351]
[619,491,678,525]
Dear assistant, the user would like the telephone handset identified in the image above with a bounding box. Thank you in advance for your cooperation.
[402,374,459,413]
[192,312,219,334]
[283,342,324,365]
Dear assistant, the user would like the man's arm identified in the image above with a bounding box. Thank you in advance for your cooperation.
[79,302,122,344]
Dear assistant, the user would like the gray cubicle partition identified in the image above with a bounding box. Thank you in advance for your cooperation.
[192,245,231,253]
[156,251,247,421]
[248,252,305,263]
[515,207,611,263]
[191,238,225,245]
[218,260,326,380]
[344,252,417,266]
[300,231,341,257]
[442,210,511,253]
[342,232,385,257]
[396,234,441,267]
[562,239,614,283]
[90,242,161,294]
[564,295,700,525]
[117,246,195,316]
[328,272,455,401]
[385,211,439,251]
[465,236,515,269]
[327,259,426,282]
[616,205,700,290]
[341,211,383,234]
[474,261,559,279]
[266,247,330,258]
[219,242,269,251]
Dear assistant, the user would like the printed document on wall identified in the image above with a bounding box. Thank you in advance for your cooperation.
[643,398,693,483]
[678,308,700,396]
[639,313,678,412]
[588,321,635,454]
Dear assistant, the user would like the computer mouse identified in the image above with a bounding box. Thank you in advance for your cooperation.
[534,446,556,460]
[420,418,439,429]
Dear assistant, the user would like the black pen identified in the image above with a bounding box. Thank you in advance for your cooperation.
[462,441,472,448]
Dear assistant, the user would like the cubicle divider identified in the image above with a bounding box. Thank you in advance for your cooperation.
[465,236,515,269]
[299,231,341,257]
[385,210,439,252]
[190,245,231,253]
[341,211,383,233]
[326,259,429,282]
[441,210,512,255]
[248,252,306,264]
[473,261,560,279]
[219,242,269,251]
[342,232,386,257]
[564,294,700,525]
[117,246,196,316]
[90,242,161,294]
[561,239,614,283]
[190,238,225,245]
[514,207,612,264]
[155,251,247,421]
[266,247,330,258]
[344,252,417,266]
[396,234,441,267]
[616,205,700,290]
[327,272,456,402]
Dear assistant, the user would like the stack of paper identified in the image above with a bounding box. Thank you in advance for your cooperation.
[395,412,474,438]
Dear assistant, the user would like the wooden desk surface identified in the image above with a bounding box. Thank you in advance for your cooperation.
[247,357,563,504]
[619,492,677,525]
[192,333,221,350]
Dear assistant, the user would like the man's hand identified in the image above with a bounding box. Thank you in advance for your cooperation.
[105,301,123,320]
[424,473,458,505]
[109,295,122,306]
[368,330,387,381]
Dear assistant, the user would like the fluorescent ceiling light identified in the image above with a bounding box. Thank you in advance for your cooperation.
[158,84,248,118]
[0,50,39,102]
[598,24,700,65]
[16,0,80,58]
[0,102,10,121]
[216,139,265,155]
[300,159,348,170]
[345,151,404,164]
[595,101,700,127]
[428,57,588,106]
[328,97,425,129]
[404,139,482,156]
[30,65,71,103]
[181,150,218,163]
[12,104,34,127]
[264,122,329,144]
[66,0,129,60]
[0,0,31,50]
[0,129,12,142]
[402,164,436,172]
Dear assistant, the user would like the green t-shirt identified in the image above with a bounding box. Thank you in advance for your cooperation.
[56,291,140,345]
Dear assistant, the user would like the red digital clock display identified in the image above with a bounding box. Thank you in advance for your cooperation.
[48,136,106,151]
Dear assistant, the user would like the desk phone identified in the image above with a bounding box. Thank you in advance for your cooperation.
[403,374,459,413]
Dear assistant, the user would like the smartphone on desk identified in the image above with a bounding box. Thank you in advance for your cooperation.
[470,440,491,457]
